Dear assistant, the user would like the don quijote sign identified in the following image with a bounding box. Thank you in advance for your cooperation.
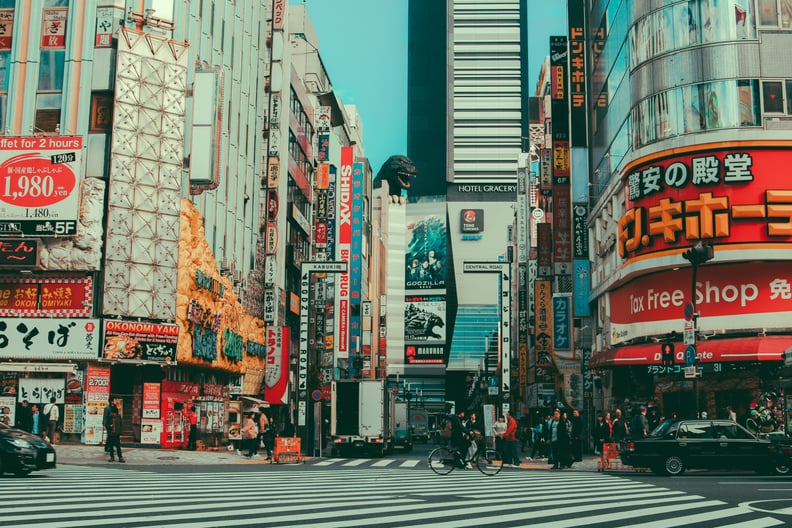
[102,319,179,363]
[0,136,82,236]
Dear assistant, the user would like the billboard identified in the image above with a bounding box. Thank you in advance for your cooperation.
[404,294,446,365]
[335,147,354,358]
[102,320,179,363]
[620,145,792,260]
[405,204,447,290]
[609,261,792,344]
[0,136,83,236]
[0,318,100,360]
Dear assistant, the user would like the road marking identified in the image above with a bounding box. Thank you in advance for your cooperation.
[313,458,343,466]
[371,459,396,467]
[399,459,421,467]
[342,459,368,466]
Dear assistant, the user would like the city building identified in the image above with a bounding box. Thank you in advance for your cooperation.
[0,0,381,453]
[582,0,792,420]
[406,0,530,415]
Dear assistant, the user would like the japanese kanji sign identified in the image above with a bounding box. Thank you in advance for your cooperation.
[0,318,100,360]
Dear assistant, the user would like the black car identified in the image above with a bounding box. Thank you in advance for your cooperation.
[620,419,790,476]
[0,423,57,476]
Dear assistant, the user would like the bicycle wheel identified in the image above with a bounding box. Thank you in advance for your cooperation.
[428,446,457,475]
[475,448,504,475]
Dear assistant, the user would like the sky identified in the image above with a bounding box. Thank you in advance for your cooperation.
[298,0,568,176]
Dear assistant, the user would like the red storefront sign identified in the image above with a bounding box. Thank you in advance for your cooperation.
[0,276,94,317]
[620,145,792,259]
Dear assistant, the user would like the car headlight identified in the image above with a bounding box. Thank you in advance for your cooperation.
[9,438,33,449]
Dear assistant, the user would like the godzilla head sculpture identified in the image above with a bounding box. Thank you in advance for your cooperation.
[376,155,417,205]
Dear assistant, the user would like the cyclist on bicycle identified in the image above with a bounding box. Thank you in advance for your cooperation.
[448,410,475,468]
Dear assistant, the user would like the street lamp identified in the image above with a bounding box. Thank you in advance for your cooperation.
[681,242,714,417]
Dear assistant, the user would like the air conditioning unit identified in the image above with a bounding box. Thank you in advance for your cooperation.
[233,270,243,284]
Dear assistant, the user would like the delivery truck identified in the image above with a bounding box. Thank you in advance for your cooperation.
[330,379,393,457]
[392,400,413,452]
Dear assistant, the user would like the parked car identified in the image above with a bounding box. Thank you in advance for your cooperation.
[620,419,790,476]
[0,422,56,476]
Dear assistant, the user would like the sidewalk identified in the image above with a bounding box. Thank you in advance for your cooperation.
[53,443,608,470]
[53,443,293,466]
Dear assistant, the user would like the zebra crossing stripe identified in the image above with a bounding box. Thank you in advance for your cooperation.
[399,459,421,467]
[371,459,395,467]
[341,459,368,466]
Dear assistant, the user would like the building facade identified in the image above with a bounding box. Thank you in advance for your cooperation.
[583,0,792,421]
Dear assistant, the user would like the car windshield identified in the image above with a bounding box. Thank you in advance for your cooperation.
[649,421,678,438]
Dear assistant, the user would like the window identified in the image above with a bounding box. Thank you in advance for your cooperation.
[762,81,785,113]
[37,1,69,134]
[678,422,711,439]
[713,423,754,440]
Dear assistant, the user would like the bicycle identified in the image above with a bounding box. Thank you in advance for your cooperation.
[428,434,504,476]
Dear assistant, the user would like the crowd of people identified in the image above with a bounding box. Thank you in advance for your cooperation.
[14,398,60,444]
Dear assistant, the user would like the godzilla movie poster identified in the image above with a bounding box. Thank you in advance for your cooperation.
[404,295,446,365]
[405,204,447,290]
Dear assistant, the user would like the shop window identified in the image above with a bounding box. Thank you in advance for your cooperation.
[89,91,114,132]
[738,79,761,125]
[34,93,62,133]
[762,81,785,113]
[787,80,792,113]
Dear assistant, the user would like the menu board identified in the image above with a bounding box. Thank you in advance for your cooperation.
[143,383,161,419]
[82,365,110,445]
[140,418,161,444]
[62,403,84,434]
[0,395,15,426]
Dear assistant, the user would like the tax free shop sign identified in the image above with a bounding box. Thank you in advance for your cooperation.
[0,136,82,234]
[609,261,792,345]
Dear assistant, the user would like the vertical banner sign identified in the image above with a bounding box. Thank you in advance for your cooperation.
[41,8,67,49]
[0,9,14,50]
[552,294,572,355]
[539,148,553,195]
[351,162,364,303]
[553,186,572,275]
[264,326,289,405]
[326,168,336,260]
[500,267,512,404]
[537,223,553,277]
[301,263,347,426]
[568,0,587,147]
[335,147,353,360]
[573,260,591,316]
[572,204,589,259]
[534,279,553,364]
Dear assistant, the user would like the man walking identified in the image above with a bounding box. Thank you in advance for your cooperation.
[43,397,59,444]
[502,412,521,468]
[102,397,118,454]
[106,405,125,462]
[631,406,649,439]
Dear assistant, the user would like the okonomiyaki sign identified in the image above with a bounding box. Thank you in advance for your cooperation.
[619,146,792,259]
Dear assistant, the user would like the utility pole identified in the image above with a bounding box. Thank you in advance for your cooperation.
[681,242,714,417]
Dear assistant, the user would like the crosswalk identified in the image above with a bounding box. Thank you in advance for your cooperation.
[0,465,786,527]
[312,456,423,468]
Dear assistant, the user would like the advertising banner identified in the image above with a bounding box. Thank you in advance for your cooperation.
[264,326,289,404]
[18,378,64,404]
[142,383,161,419]
[0,318,99,360]
[552,185,572,274]
[0,276,93,317]
[609,261,792,343]
[404,295,446,343]
[0,136,82,236]
[351,162,364,302]
[41,7,67,49]
[568,0,587,147]
[621,146,792,259]
[573,260,591,316]
[573,204,589,259]
[553,294,572,355]
[537,223,553,276]
[406,204,447,290]
[140,419,162,444]
[535,280,553,364]
[336,147,353,358]
[102,320,179,363]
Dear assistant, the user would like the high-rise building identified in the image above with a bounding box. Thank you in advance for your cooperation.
[583,0,792,417]
[405,0,529,413]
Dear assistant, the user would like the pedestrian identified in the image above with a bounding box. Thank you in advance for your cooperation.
[502,411,521,467]
[492,416,507,456]
[31,405,43,437]
[549,409,573,469]
[241,413,259,458]
[467,412,483,436]
[611,408,629,445]
[280,419,295,438]
[16,399,32,433]
[260,412,276,460]
[726,405,737,422]
[570,409,583,462]
[106,405,125,462]
[594,412,612,455]
[43,397,59,444]
[631,406,649,439]
[518,414,532,453]
[528,414,551,460]
[185,406,198,450]
[102,398,118,454]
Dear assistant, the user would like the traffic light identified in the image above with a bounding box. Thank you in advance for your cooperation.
[681,243,714,265]
[661,342,675,366]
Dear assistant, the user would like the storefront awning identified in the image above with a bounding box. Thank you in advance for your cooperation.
[0,362,78,373]
[241,396,269,407]
[590,336,792,368]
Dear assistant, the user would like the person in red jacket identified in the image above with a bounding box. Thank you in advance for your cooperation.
[502,412,521,467]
